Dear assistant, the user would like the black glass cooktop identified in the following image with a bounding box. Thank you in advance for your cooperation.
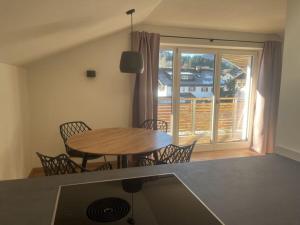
[52,174,224,225]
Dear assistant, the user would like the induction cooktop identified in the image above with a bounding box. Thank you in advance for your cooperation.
[52,173,224,225]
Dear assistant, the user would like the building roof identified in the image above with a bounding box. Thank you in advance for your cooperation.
[234,72,247,80]
[159,68,230,87]
[159,68,215,87]
[180,93,196,98]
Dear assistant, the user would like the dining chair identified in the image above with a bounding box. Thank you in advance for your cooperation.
[139,141,197,166]
[136,119,169,168]
[36,152,112,176]
[59,121,106,168]
[139,119,168,133]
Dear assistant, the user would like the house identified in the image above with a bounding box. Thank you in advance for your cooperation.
[158,68,215,98]
[158,58,245,99]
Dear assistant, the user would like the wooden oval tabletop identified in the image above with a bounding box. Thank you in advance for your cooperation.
[66,128,173,156]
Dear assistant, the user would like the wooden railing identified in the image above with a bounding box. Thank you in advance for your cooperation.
[158,97,247,143]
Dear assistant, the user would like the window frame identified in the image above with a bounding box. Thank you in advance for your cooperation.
[159,45,261,151]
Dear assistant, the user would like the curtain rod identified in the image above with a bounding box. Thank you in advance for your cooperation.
[160,35,264,44]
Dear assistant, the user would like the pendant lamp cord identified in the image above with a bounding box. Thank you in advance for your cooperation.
[131,193,134,218]
[126,9,135,51]
[130,12,133,51]
[126,193,135,225]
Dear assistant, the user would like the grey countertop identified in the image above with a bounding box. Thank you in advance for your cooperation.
[1,154,300,225]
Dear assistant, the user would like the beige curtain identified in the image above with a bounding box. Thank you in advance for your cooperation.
[132,31,160,127]
[252,41,283,154]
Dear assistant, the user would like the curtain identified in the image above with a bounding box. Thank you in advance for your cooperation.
[252,41,283,154]
[132,31,160,127]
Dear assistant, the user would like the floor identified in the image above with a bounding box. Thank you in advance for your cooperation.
[28,149,261,178]
[191,148,261,162]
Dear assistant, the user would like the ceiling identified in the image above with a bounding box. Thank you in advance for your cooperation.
[0,0,287,66]
[0,0,161,65]
[145,0,287,34]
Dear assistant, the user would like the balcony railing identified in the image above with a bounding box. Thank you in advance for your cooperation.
[158,97,248,144]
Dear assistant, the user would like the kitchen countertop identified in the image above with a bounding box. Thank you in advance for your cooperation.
[1,154,300,225]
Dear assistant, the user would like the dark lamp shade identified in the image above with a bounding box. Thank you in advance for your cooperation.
[120,51,144,74]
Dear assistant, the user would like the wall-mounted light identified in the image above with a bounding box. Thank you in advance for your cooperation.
[86,70,96,78]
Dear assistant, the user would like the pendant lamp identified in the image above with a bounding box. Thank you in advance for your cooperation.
[120,9,144,74]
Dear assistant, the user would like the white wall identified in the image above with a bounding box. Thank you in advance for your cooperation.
[26,29,133,168]
[276,0,300,158]
[25,25,282,170]
[0,63,30,180]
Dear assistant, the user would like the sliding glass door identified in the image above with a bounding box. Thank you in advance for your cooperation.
[178,51,215,145]
[158,50,174,134]
[158,47,258,150]
[217,54,254,143]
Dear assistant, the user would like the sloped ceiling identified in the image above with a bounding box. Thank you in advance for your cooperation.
[0,0,286,66]
[0,0,161,65]
[145,0,287,34]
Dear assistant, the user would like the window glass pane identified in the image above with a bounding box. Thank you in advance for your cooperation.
[179,53,215,145]
[158,50,174,134]
[217,54,253,143]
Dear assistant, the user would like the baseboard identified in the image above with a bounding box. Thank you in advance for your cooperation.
[275,146,300,162]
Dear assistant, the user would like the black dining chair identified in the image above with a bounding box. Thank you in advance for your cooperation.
[59,121,106,168]
[139,141,197,166]
[36,152,112,176]
[135,119,169,168]
[139,119,168,133]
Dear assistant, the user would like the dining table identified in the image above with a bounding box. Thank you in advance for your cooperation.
[66,127,173,168]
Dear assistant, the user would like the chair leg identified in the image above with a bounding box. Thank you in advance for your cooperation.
[81,154,88,170]
[153,151,159,161]
[103,155,107,162]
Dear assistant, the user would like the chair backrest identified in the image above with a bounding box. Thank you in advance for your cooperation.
[159,141,197,164]
[59,121,92,143]
[36,152,83,176]
[140,119,168,133]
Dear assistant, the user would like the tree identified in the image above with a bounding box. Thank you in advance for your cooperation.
[221,79,236,97]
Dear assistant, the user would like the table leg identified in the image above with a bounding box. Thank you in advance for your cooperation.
[130,155,141,167]
[117,156,121,169]
[121,155,128,168]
